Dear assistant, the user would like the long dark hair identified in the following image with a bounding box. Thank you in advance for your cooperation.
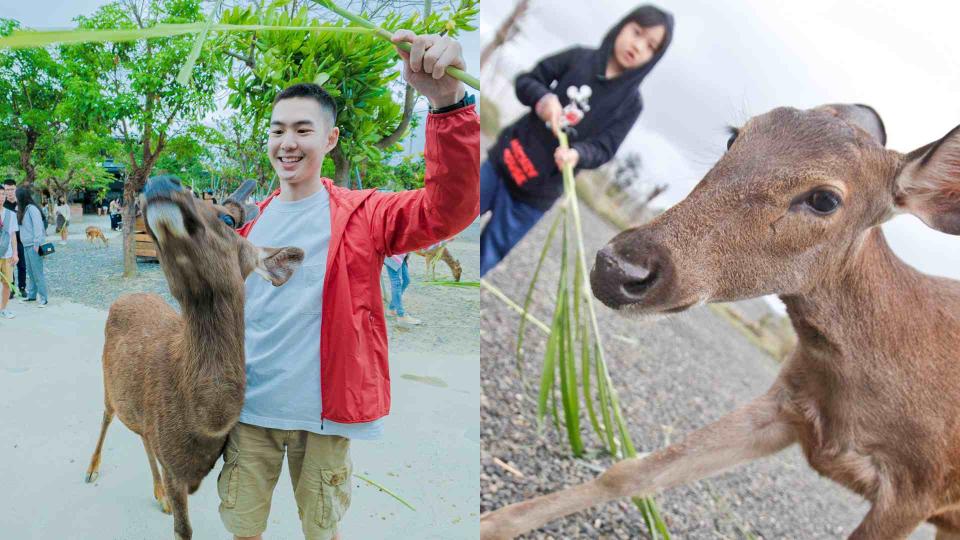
[15,186,37,224]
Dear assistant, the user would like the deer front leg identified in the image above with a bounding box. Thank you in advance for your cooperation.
[480,390,795,539]
[141,436,169,514]
[161,470,191,540]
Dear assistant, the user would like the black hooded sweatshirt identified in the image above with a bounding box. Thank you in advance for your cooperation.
[488,6,674,210]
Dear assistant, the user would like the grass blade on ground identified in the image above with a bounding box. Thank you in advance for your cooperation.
[353,473,416,511]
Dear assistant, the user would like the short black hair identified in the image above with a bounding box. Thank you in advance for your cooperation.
[273,83,337,126]
[2,178,15,187]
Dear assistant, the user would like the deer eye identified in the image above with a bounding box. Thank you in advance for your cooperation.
[219,213,236,228]
[805,190,841,214]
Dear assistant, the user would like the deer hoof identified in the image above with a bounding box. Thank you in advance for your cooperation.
[85,471,99,483]
[159,496,171,514]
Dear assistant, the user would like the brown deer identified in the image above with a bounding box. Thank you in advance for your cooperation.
[480,104,960,540]
[84,177,304,540]
[85,225,109,247]
[415,242,463,281]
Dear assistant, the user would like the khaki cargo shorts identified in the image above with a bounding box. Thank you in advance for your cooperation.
[218,422,352,539]
[0,258,12,285]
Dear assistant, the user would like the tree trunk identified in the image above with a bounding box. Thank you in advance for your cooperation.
[19,130,38,185]
[121,180,140,278]
[121,166,153,278]
[480,0,530,69]
[331,145,350,187]
[375,84,416,151]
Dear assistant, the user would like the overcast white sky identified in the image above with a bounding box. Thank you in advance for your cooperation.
[482,0,960,296]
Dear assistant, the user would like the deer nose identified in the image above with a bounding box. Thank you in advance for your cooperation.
[144,175,183,201]
[590,244,662,308]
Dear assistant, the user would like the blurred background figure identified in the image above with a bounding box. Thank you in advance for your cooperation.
[15,186,49,307]
[385,253,421,327]
[54,196,70,245]
[0,193,19,318]
[108,198,122,231]
[3,179,26,299]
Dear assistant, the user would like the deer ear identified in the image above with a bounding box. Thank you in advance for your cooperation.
[252,246,305,286]
[819,103,887,146]
[894,125,960,235]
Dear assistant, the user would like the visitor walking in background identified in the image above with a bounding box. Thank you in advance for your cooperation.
[108,198,121,231]
[0,198,18,318]
[16,186,49,307]
[54,196,70,245]
[385,253,421,327]
[3,179,26,299]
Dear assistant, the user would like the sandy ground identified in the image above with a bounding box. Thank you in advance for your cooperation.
[0,214,480,539]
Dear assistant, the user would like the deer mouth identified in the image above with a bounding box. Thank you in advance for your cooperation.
[146,199,190,243]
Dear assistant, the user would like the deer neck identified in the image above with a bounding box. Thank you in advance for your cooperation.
[176,287,247,436]
[779,227,923,363]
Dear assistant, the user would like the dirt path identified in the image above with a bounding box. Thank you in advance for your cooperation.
[0,215,481,539]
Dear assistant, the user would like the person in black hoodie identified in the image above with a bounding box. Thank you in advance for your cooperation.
[481,5,674,276]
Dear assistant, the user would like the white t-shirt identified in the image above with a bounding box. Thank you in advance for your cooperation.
[1,207,18,259]
[240,187,384,440]
[55,204,70,221]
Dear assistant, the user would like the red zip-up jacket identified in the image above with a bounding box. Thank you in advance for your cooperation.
[238,105,479,424]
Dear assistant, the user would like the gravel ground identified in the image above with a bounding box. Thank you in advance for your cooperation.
[36,213,479,358]
[480,204,935,539]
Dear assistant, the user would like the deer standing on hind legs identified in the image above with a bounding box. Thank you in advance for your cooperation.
[481,104,960,540]
[84,177,304,540]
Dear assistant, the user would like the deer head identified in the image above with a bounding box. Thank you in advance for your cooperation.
[143,176,304,304]
[591,104,960,314]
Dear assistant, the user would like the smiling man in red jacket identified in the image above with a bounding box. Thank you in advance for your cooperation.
[217,30,478,540]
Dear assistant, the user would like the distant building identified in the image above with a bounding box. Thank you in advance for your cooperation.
[78,158,124,214]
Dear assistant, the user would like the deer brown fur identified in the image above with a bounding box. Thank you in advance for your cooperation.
[480,104,960,540]
[84,177,303,540]
[415,243,463,281]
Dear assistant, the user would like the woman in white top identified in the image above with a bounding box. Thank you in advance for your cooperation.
[54,196,70,245]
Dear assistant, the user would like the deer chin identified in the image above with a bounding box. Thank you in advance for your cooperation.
[612,292,710,319]
[147,200,189,243]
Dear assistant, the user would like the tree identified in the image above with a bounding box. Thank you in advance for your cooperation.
[60,0,227,277]
[153,127,213,191]
[200,113,272,196]
[217,0,477,186]
[35,132,117,205]
[0,18,67,185]
[479,0,529,68]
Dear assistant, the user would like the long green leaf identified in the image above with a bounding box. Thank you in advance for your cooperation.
[594,345,618,454]
[556,221,583,456]
[176,0,225,86]
[0,23,372,49]
[516,208,563,380]
[310,0,480,90]
[581,321,602,439]
[537,297,562,429]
